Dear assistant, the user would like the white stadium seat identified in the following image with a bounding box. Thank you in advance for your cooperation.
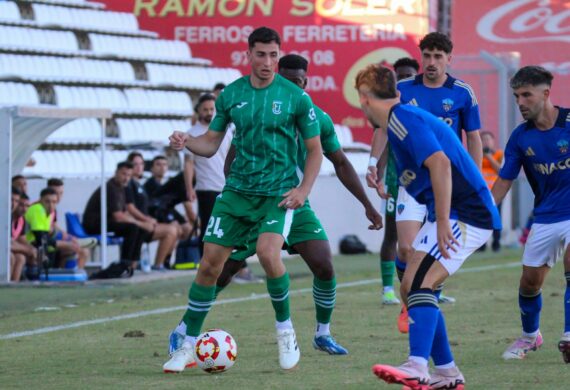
[89,34,192,61]
[46,118,103,143]
[146,64,242,89]
[32,4,139,32]
[0,1,21,22]
[0,82,40,106]
[116,118,190,144]
[0,25,78,52]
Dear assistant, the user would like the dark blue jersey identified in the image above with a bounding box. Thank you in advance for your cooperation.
[500,107,570,224]
[388,103,501,230]
[397,74,481,139]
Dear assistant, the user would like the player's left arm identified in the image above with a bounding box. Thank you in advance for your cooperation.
[327,149,382,230]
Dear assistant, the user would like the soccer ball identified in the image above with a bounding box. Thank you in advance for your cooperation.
[195,329,237,373]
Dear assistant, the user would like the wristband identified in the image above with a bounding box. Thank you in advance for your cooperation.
[368,156,378,167]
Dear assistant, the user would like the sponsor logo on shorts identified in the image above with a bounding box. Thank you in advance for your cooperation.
[397,204,405,215]
[266,220,279,225]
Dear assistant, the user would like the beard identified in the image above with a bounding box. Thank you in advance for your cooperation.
[200,115,213,124]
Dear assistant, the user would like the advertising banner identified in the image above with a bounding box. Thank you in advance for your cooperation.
[452,0,569,106]
[101,0,430,142]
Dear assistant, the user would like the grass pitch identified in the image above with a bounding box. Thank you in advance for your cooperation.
[0,248,568,389]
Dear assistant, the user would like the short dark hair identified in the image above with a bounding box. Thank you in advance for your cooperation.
[355,64,398,99]
[40,187,57,198]
[248,26,281,48]
[47,178,64,187]
[194,93,216,112]
[419,32,453,54]
[151,155,167,167]
[278,54,309,72]
[510,66,553,89]
[127,151,143,163]
[12,187,22,196]
[116,161,134,171]
[12,175,24,182]
[213,82,226,91]
[393,57,420,72]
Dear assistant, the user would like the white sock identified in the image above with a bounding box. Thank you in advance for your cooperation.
[184,335,197,346]
[435,361,456,370]
[522,330,539,339]
[276,318,293,330]
[175,321,187,335]
[383,286,394,294]
[315,322,330,338]
[409,356,429,367]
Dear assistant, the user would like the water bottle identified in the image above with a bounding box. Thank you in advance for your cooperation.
[141,244,151,273]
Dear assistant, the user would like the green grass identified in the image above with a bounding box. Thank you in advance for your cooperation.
[0,249,568,389]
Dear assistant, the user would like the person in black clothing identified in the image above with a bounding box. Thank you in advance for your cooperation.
[144,155,195,241]
[126,152,178,270]
[83,161,146,265]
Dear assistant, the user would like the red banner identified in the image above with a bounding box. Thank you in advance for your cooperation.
[452,0,570,106]
[100,0,430,142]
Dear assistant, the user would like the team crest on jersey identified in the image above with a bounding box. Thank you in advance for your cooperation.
[397,204,405,215]
[557,139,569,154]
[272,101,283,114]
[442,98,454,112]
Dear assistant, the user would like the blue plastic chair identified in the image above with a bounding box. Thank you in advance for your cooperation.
[65,212,123,245]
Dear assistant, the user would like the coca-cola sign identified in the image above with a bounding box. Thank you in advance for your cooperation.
[477,0,570,44]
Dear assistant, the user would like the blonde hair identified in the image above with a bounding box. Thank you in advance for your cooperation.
[355,64,397,99]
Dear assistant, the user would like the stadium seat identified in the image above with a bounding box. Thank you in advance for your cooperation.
[0,25,78,52]
[0,82,40,105]
[89,33,191,60]
[65,212,123,245]
[0,2,21,22]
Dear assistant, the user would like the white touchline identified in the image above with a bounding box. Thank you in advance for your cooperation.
[0,262,521,340]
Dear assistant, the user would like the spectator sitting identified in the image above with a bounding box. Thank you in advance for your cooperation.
[144,155,195,241]
[46,178,94,268]
[83,161,146,268]
[12,191,39,280]
[10,188,30,281]
[126,152,179,270]
[12,175,28,197]
[24,187,59,271]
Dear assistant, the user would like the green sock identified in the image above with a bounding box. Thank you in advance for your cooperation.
[313,276,336,324]
[381,260,395,288]
[182,282,216,337]
[214,284,225,298]
[267,273,291,322]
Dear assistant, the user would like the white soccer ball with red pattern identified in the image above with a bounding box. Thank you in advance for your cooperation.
[195,329,237,373]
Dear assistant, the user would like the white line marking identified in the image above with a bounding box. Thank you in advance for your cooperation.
[0,262,521,340]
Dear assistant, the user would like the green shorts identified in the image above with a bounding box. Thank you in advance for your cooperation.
[203,190,294,248]
[229,201,328,261]
[384,147,398,217]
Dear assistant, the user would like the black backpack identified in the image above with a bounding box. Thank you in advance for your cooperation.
[339,235,369,255]
[89,262,134,280]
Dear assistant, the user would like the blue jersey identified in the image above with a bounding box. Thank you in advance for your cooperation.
[397,74,481,139]
[387,103,501,230]
[500,107,570,224]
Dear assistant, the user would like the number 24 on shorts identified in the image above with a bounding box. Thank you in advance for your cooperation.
[205,217,224,238]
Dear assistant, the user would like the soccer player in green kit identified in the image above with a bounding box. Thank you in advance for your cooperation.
[164,27,323,372]
[215,54,383,356]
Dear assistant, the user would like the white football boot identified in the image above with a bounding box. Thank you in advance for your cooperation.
[276,328,300,370]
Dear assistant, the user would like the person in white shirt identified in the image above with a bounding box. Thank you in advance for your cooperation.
[184,93,233,255]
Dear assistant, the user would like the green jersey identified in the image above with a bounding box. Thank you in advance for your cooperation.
[297,105,341,173]
[210,74,320,196]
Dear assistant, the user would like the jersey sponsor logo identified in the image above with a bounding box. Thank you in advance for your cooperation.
[557,139,568,154]
[438,116,454,127]
[442,98,454,112]
[525,147,536,157]
[236,102,248,109]
[266,220,279,225]
[398,169,417,187]
[272,101,282,114]
[313,228,323,233]
[533,157,570,175]
[420,235,428,244]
